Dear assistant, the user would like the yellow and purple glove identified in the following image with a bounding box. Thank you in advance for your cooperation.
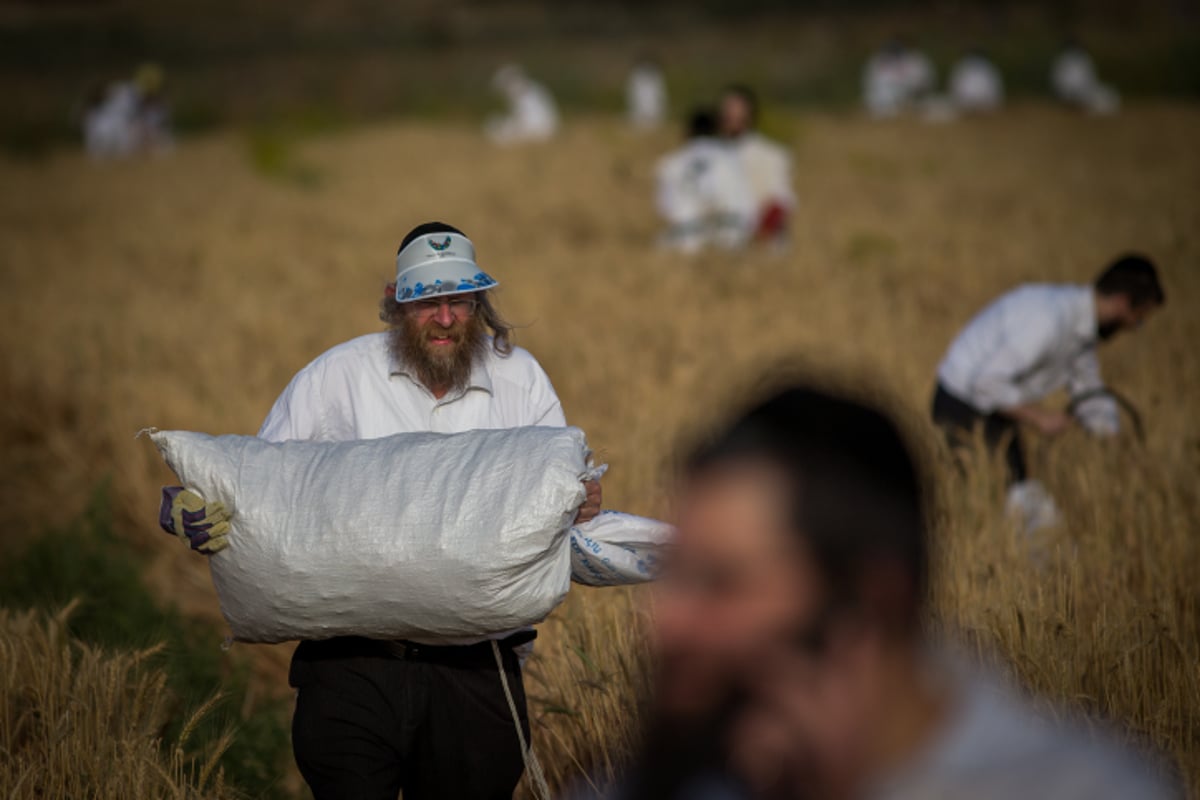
[158,486,231,555]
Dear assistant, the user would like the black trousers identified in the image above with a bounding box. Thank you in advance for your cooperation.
[288,635,531,800]
[931,383,1027,483]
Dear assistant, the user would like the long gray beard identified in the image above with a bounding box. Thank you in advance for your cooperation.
[388,317,488,395]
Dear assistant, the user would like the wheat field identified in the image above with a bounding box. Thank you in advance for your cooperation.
[0,602,239,798]
[1,104,1197,796]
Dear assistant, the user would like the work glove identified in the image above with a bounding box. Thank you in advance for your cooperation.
[159,486,231,555]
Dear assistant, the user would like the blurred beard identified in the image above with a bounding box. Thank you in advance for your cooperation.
[619,683,749,800]
[389,310,488,394]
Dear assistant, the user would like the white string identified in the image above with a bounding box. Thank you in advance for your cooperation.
[492,640,552,800]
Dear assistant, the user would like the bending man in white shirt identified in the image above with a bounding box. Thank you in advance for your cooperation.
[161,221,602,799]
[862,39,937,119]
[932,254,1164,527]
[486,64,559,144]
[1051,42,1121,116]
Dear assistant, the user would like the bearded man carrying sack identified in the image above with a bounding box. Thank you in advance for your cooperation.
[159,221,602,800]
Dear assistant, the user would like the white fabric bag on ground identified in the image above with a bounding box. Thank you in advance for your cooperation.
[150,426,668,643]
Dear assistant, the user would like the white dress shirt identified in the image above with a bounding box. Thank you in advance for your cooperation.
[627,65,667,129]
[259,332,565,442]
[258,331,568,643]
[485,80,559,144]
[655,137,757,252]
[868,662,1172,800]
[949,55,1004,112]
[937,284,1119,432]
[729,132,796,213]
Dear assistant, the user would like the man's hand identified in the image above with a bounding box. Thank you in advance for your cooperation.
[1029,408,1073,436]
[1005,404,1073,437]
[576,479,602,524]
[159,486,231,555]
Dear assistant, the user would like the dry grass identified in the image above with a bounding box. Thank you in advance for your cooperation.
[0,602,238,798]
[0,105,1196,796]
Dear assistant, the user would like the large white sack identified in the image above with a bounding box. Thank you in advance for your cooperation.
[151,426,592,643]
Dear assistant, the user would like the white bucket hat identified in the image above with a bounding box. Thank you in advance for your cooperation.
[393,231,499,303]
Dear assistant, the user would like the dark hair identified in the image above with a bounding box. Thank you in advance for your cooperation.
[397,220,466,255]
[1094,254,1165,308]
[686,107,718,139]
[720,84,759,125]
[685,384,928,634]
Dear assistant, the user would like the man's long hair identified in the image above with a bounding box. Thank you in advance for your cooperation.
[379,290,514,356]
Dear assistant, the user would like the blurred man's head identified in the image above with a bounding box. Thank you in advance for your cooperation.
[654,383,928,718]
[380,221,512,394]
[718,85,759,138]
[492,63,529,97]
[1093,254,1165,341]
[635,53,662,72]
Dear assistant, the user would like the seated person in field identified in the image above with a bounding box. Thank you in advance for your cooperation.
[655,108,756,253]
[485,64,559,144]
[83,63,173,160]
[1051,41,1120,115]
[932,254,1164,531]
[717,85,795,243]
[84,80,140,159]
[949,49,1004,113]
[862,38,937,118]
[615,381,1177,800]
[628,55,668,130]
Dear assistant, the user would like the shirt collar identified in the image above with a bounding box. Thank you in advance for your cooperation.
[388,350,494,398]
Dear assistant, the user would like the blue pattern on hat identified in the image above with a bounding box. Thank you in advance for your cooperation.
[395,230,498,302]
[397,271,497,301]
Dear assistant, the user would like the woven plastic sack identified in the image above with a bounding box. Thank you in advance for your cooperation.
[150,426,667,643]
[569,511,669,586]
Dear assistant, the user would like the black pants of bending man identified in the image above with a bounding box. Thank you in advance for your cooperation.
[289,633,531,800]
[930,383,1027,483]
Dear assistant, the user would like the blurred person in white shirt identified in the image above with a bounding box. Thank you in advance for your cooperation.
[863,39,937,119]
[84,80,140,159]
[628,55,668,130]
[486,64,559,144]
[83,63,172,160]
[718,85,795,244]
[656,108,757,254]
[612,381,1176,800]
[949,50,1005,113]
[1051,41,1121,115]
[932,254,1164,530]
